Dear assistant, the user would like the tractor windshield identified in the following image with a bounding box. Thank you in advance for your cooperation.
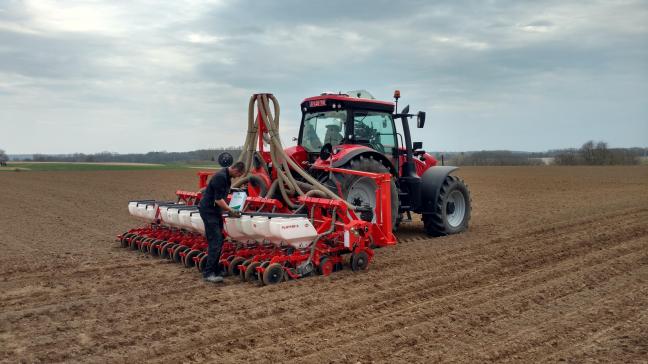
[301,110,347,152]
[353,111,397,154]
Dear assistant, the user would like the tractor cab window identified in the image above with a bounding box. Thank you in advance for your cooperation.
[301,110,347,152]
[353,111,396,154]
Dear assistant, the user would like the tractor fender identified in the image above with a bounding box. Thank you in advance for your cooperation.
[331,146,398,176]
[419,166,459,214]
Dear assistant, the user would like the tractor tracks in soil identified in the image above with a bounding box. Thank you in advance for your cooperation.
[4,209,648,362]
[70,206,648,363]
[186,216,648,363]
[2,166,648,363]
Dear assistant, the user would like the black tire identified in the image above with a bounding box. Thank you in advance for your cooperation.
[140,238,152,253]
[337,156,399,230]
[149,240,162,257]
[172,245,190,263]
[351,251,369,271]
[129,236,141,250]
[422,175,471,236]
[262,263,284,285]
[184,249,202,268]
[120,233,134,248]
[244,261,261,283]
[257,261,271,285]
[159,242,174,259]
[228,257,246,277]
[239,259,252,281]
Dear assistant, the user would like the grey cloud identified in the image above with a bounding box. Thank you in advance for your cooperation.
[0,0,646,154]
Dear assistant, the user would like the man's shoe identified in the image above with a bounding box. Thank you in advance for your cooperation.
[204,274,224,283]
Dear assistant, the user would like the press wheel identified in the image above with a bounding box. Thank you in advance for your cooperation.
[351,251,369,271]
[262,263,285,285]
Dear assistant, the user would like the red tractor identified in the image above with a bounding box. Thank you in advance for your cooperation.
[118,91,471,285]
[235,90,471,236]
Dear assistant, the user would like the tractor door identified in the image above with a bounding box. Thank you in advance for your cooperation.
[299,110,347,160]
[351,110,399,168]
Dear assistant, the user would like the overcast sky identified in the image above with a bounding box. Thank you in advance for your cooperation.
[0,0,646,154]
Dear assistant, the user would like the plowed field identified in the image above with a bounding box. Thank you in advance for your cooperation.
[1,166,647,363]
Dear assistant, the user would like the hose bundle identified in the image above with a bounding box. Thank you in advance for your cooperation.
[232,94,352,210]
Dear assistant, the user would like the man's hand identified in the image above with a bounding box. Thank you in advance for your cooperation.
[228,210,242,218]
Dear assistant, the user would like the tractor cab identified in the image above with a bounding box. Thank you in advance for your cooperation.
[298,91,399,167]
[297,91,436,178]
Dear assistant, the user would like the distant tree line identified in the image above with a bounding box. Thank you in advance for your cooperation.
[14,142,647,166]
[435,142,645,166]
[553,141,641,165]
[444,150,543,166]
[30,147,243,164]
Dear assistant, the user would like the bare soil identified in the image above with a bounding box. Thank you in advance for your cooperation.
[1,166,647,363]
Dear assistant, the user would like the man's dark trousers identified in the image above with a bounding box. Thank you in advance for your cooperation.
[200,209,224,278]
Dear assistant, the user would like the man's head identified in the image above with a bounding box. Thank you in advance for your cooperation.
[228,161,246,178]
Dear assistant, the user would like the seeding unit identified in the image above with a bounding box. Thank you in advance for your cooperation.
[117,91,470,285]
[119,165,395,285]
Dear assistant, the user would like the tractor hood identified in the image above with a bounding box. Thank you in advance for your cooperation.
[312,144,382,168]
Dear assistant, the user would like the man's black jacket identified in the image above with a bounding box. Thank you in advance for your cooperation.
[199,168,230,214]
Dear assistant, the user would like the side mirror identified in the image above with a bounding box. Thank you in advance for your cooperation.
[217,152,233,167]
[413,141,423,150]
[417,111,426,128]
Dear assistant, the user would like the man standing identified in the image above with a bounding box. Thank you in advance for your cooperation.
[199,161,245,283]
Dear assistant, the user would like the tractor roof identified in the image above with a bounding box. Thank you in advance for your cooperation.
[301,93,394,113]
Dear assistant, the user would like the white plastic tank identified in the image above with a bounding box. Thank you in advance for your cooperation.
[128,202,139,216]
[268,217,286,246]
[270,217,317,249]
[136,204,148,219]
[145,205,156,222]
[166,207,183,228]
[178,209,197,230]
[239,215,262,242]
[224,217,246,240]
[165,207,176,227]
[128,201,157,221]
[251,216,270,242]
[190,213,205,234]
[158,205,171,225]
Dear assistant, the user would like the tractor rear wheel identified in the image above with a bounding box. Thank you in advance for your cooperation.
[422,175,471,236]
[337,156,399,229]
